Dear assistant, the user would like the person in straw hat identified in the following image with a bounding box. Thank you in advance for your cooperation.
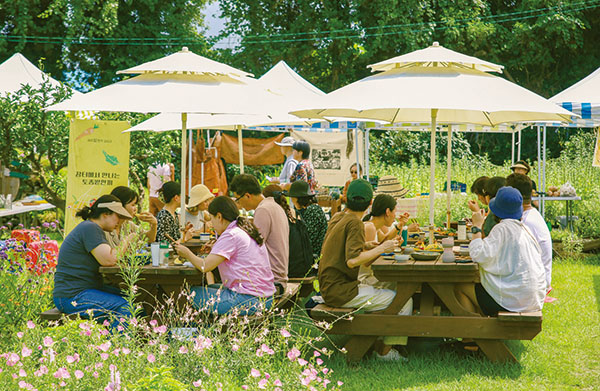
[185,184,215,235]
[53,194,136,329]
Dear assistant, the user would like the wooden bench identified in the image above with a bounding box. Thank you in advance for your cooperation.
[287,276,316,298]
[40,308,80,322]
[310,304,542,362]
[274,283,301,310]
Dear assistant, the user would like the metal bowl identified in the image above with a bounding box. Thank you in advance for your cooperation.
[411,251,440,261]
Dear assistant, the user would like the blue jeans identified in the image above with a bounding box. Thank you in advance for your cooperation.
[191,285,273,315]
[54,286,133,329]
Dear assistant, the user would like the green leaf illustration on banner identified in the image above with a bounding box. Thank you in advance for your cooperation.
[103,150,119,166]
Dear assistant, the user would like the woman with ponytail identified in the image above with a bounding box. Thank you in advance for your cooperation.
[173,196,275,314]
[53,195,135,328]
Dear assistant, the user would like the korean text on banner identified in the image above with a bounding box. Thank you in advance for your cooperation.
[65,119,130,235]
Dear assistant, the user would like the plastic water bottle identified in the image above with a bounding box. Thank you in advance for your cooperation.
[401,226,408,247]
[458,220,467,241]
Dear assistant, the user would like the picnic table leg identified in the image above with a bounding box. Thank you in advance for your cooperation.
[474,340,517,363]
[341,283,420,362]
[430,283,517,363]
[420,284,435,316]
[429,283,479,317]
[343,336,379,362]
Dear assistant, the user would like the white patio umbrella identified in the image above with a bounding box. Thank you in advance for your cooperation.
[125,60,328,184]
[47,47,279,225]
[292,42,574,238]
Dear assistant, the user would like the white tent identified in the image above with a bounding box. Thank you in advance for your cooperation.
[549,65,600,127]
[292,42,574,236]
[0,53,71,96]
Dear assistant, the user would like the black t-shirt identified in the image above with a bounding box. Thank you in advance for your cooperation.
[53,220,108,298]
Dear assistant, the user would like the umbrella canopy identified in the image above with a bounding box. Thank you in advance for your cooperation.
[46,47,274,225]
[549,65,600,127]
[291,42,574,235]
[0,53,80,98]
[126,60,326,132]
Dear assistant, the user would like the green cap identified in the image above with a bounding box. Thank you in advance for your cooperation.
[347,179,373,202]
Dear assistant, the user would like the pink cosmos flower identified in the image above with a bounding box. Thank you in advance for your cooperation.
[75,370,84,379]
[280,328,291,338]
[250,368,260,378]
[231,344,239,352]
[337,381,344,386]
[274,379,283,386]
[258,379,268,389]
[122,348,130,355]
[301,377,311,386]
[21,346,32,358]
[255,349,264,357]
[93,371,99,378]
[149,319,158,327]
[241,386,248,390]
[16,332,24,339]
[100,353,109,361]
[98,342,111,352]
[7,352,20,366]
[53,367,70,379]
[26,321,35,329]
[287,347,301,361]
[179,346,189,354]
[43,336,53,347]
[313,350,321,357]
[316,358,323,366]
[203,367,210,376]
[192,379,202,387]
[18,369,27,377]
[298,358,308,366]
[147,354,155,363]
[153,325,167,334]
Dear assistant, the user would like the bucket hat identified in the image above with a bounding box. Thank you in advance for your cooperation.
[488,186,523,220]
[287,180,314,197]
[274,136,295,147]
[188,184,214,208]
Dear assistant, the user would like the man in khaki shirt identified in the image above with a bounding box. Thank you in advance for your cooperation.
[231,174,289,289]
[318,179,412,361]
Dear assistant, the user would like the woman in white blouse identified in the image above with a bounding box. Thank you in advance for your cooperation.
[457,186,546,316]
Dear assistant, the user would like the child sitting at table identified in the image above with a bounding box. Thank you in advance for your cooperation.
[318,179,412,361]
[458,186,546,316]
[173,196,275,315]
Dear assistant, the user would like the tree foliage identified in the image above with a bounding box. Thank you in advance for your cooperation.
[0,79,182,213]
[0,0,211,88]
[217,0,600,163]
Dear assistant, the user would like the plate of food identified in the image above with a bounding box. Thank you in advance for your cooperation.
[411,251,440,261]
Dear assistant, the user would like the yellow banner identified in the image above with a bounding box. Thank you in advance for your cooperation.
[65,119,130,235]
[594,127,600,167]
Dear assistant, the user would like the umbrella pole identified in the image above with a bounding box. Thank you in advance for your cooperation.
[188,128,193,194]
[517,128,522,160]
[180,113,188,227]
[429,109,438,244]
[365,127,370,181]
[511,131,515,165]
[238,126,244,174]
[446,126,452,229]
[354,127,360,176]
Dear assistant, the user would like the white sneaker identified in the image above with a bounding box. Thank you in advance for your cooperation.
[375,349,408,362]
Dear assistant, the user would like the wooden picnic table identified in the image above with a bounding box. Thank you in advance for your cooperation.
[312,252,542,363]
[99,265,209,315]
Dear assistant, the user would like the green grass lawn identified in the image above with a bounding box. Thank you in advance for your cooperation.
[306,256,600,391]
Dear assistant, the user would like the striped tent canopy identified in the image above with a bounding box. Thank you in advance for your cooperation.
[366,122,523,133]
[546,66,600,128]
[247,120,359,132]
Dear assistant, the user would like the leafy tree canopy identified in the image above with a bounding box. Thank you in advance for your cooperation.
[0,0,211,88]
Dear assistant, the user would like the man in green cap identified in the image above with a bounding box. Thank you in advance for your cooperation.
[318,179,411,361]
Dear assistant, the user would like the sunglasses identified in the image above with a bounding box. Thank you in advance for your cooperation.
[350,170,357,174]
[234,193,247,202]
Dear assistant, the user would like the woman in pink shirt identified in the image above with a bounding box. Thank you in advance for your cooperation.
[173,196,275,314]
